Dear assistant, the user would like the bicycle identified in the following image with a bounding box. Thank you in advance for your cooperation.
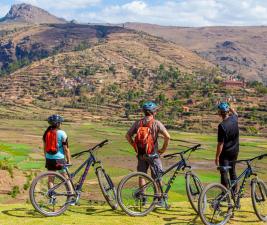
[117,144,204,216]
[29,139,118,216]
[198,153,267,225]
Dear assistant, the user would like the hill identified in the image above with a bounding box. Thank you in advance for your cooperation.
[124,23,267,84]
[0,3,66,24]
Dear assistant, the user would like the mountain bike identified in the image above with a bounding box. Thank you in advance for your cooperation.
[198,153,267,225]
[117,144,204,216]
[30,139,118,216]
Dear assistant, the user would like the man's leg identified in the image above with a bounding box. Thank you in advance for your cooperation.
[219,157,230,188]
[137,155,149,193]
[229,154,238,194]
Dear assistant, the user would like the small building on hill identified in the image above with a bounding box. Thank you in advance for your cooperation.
[222,76,246,88]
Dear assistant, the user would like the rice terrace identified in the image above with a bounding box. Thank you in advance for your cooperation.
[0,1,267,225]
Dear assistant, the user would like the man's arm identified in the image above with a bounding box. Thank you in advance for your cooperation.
[229,107,238,116]
[125,121,138,152]
[158,129,170,154]
[125,133,136,149]
[215,142,223,166]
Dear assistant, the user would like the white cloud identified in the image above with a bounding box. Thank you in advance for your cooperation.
[15,0,101,10]
[77,0,267,26]
[0,4,10,17]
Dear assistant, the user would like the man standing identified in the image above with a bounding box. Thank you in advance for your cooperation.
[126,101,170,184]
[216,102,239,193]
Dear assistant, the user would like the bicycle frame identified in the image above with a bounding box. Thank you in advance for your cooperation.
[220,162,255,209]
[148,148,196,199]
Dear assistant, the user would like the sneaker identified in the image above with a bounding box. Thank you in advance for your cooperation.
[48,196,56,205]
[68,198,77,206]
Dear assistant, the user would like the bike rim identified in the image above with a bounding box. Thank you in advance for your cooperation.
[200,185,232,225]
[188,174,202,209]
[32,173,70,215]
[119,174,157,215]
[254,181,267,220]
[98,169,117,206]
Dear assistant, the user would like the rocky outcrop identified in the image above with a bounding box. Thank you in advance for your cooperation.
[0,3,66,24]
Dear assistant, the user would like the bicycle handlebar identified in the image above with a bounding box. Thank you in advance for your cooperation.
[71,139,109,158]
[163,144,201,159]
[234,153,267,164]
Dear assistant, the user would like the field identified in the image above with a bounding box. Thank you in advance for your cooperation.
[0,119,266,224]
[0,199,266,225]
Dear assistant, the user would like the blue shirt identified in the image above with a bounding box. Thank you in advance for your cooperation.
[46,130,67,160]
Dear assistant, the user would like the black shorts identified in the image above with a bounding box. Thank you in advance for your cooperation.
[45,158,66,171]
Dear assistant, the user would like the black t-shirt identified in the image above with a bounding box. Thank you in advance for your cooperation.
[217,114,239,155]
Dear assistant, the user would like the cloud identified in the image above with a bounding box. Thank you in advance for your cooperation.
[0,4,10,17]
[15,0,101,10]
[77,0,267,26]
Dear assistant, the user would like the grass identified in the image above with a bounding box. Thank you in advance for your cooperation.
[0,199,266,225]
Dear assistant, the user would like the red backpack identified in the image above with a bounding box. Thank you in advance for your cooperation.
[45,129,58,154]
[134,119,155,155]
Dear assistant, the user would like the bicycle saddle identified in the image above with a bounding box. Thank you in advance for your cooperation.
[143,153,159,161]
[217,166,232,172]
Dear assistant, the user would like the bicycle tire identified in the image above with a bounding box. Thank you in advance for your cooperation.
[96,167,118,210]
[198,183,232,225]
[117,172,158,216]
[185,171,203,214]
[251,178,267,222]
[29,171,71,217]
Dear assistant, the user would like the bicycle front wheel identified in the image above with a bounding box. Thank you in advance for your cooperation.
[117,172,158,216]
[251,178,267,222]
[185,171,204,214]
[198,183,232,225]
[29,171,71,216]
[96,167,118,210]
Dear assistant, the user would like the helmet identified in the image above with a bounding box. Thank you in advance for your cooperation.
[217,102,229,112]
[142,101,157,113]
[48,114,64,126]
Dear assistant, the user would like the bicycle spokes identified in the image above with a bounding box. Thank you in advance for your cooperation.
[200,184,232,225]
[118,173,157,216]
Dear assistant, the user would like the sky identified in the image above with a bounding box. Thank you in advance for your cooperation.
[0,0,267,26]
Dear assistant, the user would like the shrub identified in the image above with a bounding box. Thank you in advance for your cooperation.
[9,186,20,198]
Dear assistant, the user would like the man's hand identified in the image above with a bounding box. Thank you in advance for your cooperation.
[215,157,219,166]
[158,148,165,155]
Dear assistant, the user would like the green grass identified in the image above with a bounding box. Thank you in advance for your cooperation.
[0,200,266,225]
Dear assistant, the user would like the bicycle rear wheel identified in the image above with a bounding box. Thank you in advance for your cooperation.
[251,178,267,222]
[96,167,118,210]
[29,171,72,216]
[185,171,203,214]
[198,183,232,225]
[117,172,158,216]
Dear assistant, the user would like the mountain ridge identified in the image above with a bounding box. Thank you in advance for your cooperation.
[0,3,66,24]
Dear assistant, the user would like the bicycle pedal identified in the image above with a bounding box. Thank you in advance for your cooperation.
[165,204,171,210]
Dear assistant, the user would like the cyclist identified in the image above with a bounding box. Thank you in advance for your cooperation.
[126,101,170,205]
[43,114,71,187]
[215,102,239,193]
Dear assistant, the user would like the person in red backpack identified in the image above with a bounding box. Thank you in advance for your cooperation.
[43,114,71,182]
[126,101,170,179]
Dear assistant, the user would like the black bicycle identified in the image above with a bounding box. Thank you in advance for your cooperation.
[198,153,267,225]
[117,144,204,216]
[30,140,118,216]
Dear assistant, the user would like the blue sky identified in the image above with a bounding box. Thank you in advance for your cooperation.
[1,0,267,26]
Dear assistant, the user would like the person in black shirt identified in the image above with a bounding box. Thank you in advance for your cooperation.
[216,102,239,193]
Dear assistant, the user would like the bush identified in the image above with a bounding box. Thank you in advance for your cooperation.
[0,158,14,178]
[245,126,259,135]
[9,186,20,198]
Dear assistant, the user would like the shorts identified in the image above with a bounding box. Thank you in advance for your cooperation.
[45,158,66,173]
[137,154,163,179]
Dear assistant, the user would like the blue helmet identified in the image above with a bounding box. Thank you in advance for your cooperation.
[217,102,229,112]
[143,101,157,113]
[48,114,64,126]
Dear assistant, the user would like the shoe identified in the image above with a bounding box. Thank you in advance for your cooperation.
[68,197,77,206]
[48,196,56,205]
